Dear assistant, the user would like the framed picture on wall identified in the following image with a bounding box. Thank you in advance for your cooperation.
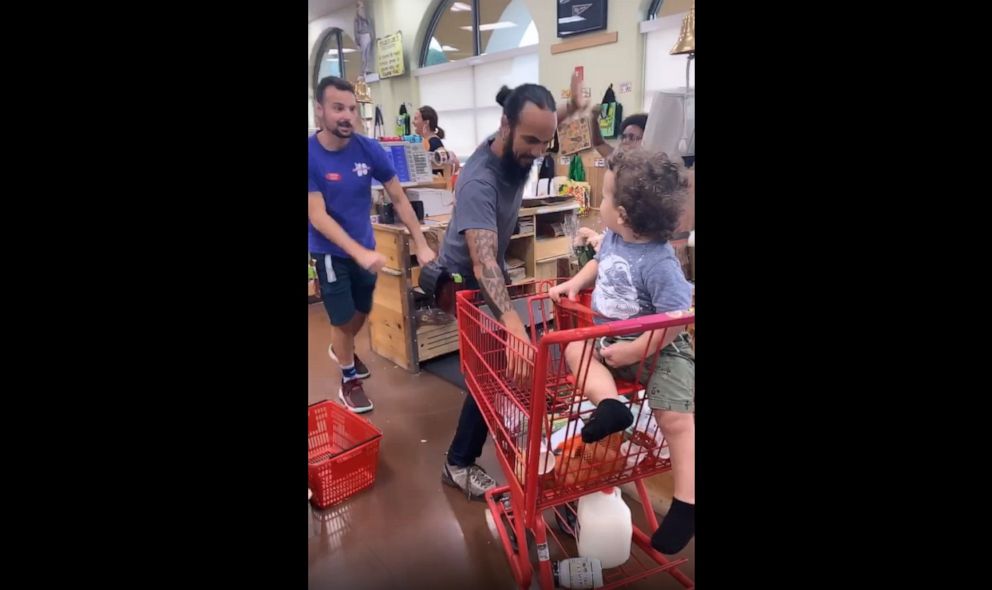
[557,0,608,38]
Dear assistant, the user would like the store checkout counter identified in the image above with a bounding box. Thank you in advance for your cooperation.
[368,200,580,372]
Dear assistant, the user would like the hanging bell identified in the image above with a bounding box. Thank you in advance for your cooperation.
[354,76,372,103]
[670,2,695,55]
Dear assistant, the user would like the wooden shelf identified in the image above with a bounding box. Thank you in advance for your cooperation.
[550,31,619,55]
[519,201,581,216]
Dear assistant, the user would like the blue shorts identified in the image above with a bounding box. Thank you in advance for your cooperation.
[314,254,377,326]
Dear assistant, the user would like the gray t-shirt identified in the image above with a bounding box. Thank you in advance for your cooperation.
[437,137,525,277]
[592,230,693,322]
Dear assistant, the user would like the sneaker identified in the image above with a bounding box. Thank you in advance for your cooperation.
[339,379,374,413]
[329,345,371,379]
[441,462,498,499]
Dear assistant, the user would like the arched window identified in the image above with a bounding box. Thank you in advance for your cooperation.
[421,0,538,68]
[314,29,343,93]
[648,0,665,20]
[311,27,365,132]
[313,28,363,92]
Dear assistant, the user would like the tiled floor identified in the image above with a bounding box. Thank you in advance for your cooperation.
[308,303,694,589]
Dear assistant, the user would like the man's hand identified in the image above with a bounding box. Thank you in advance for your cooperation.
[415,242,437,267]
[356,248,387,274]
[503,314,533,386]
[569,69,587,114]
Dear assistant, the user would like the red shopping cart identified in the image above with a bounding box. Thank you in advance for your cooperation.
[456,282,695,589]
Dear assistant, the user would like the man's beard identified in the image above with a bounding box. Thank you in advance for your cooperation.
[330,122,353,138]
[500,130,534,184]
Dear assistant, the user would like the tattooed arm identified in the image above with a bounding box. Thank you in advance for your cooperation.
[465,228,527,337]
[466,228,531,380]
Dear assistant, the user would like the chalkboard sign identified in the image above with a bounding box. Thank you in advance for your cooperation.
[557,0,608,38]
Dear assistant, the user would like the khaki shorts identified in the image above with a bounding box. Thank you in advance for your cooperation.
[594,332,695,413]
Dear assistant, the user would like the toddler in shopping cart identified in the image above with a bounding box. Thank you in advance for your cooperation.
[548,149,695,555]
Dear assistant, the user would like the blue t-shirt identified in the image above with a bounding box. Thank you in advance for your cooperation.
[308,133,396,257]
[591,230,693,323]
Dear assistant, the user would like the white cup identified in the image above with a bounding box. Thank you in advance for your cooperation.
[536,445,557,475]
[516,441,556,479]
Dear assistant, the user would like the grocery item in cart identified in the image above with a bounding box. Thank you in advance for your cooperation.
[514,440,556,480]
[555,433,625,487]
[577,486,633,568]
[554,557,604,589]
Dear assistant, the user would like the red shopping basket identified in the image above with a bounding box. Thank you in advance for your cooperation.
[308,400,383,509]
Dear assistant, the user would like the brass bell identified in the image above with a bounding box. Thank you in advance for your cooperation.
[670,2,695,55]
[354,76,372,103]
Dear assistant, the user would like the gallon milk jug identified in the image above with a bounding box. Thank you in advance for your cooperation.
[576,487,632,568]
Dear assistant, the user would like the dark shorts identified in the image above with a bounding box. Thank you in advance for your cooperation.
[313,254,377,326]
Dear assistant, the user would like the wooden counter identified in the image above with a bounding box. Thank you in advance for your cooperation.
[368,201,579,372]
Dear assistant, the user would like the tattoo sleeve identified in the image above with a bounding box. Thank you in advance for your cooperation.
[465,229,513,319]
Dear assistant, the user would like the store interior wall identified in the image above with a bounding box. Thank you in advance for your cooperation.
[310,0,682,136]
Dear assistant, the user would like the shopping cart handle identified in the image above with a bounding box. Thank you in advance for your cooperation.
[542,307,695,345]
[556,297,598,317]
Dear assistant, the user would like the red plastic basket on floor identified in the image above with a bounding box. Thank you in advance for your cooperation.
[308,400,383,509]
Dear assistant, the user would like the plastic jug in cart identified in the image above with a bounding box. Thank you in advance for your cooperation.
[576,487,632,568]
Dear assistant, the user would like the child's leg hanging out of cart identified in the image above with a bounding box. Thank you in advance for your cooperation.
[647,334,695,554]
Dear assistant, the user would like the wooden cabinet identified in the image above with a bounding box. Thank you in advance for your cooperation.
[510,201,580,284]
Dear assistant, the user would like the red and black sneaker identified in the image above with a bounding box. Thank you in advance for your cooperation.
[339,378,374,414]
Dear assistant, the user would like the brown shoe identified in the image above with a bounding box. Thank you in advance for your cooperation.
[339,379,374,413]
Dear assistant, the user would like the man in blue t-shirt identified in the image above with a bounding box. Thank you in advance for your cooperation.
[308,76,436,413]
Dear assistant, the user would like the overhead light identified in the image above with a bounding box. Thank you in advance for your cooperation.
[441,45,459,51]
[326,48,357,55]
[450,1,472,11]
[460,21,517,31]
[557,16,586,24]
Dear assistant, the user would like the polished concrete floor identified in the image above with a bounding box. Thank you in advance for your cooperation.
[308,303,695,589]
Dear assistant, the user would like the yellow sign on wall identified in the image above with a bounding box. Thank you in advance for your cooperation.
[376,31,404,79]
